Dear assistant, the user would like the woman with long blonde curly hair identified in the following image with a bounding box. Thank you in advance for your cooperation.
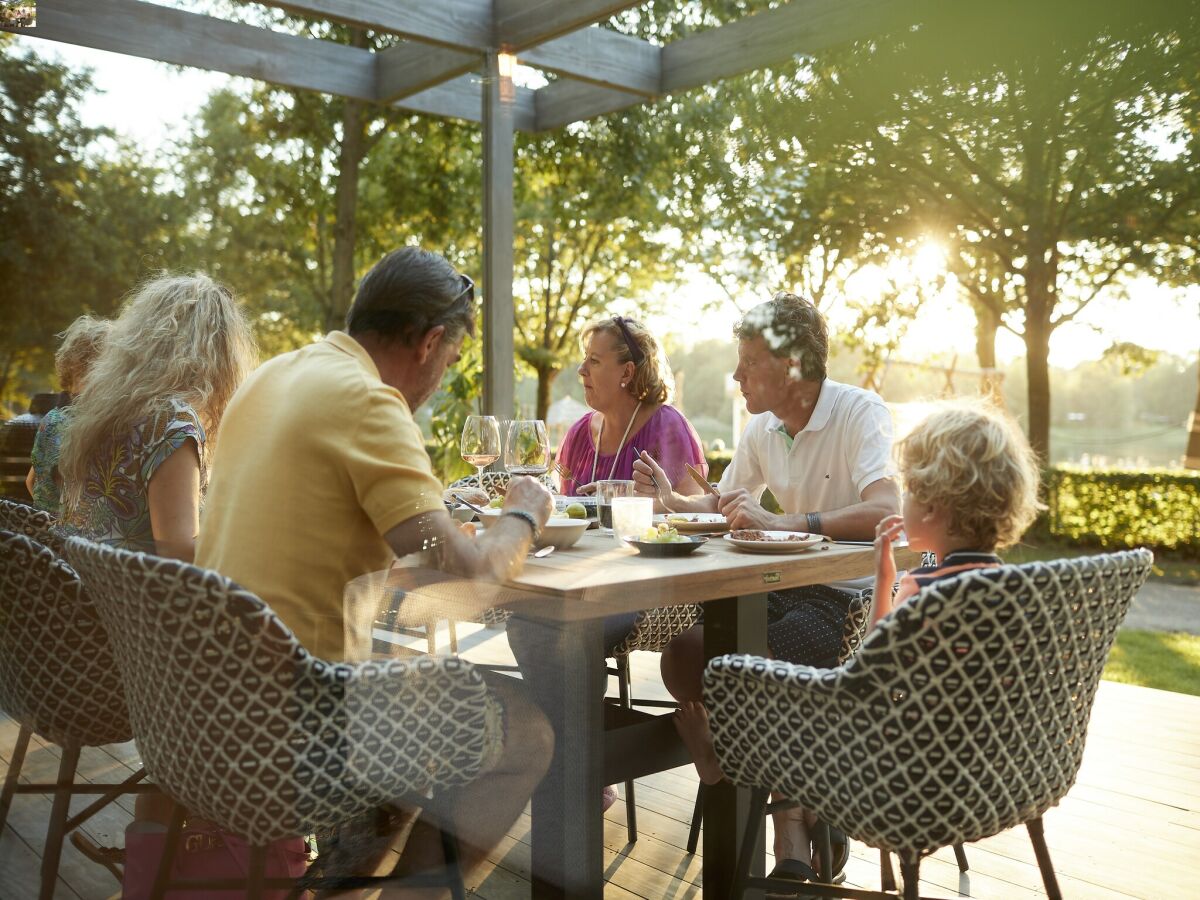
[59,273,257,561]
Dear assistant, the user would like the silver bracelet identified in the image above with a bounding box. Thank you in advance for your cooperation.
[502,510,541,541]
[806,511,823,534]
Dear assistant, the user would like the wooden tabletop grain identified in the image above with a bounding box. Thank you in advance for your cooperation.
[497,532,921,621]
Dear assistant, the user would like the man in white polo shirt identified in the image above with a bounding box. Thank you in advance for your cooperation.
[633,291,899,881]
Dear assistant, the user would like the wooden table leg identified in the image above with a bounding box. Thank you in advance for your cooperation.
[528,616,605,899]
[703,592,769,899]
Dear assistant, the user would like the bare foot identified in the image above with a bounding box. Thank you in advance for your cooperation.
[674,701,725,785]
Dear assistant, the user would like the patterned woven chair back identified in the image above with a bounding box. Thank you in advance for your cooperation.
[0,497,66,556]
[450,471,555,500]
[837,592,871,664]
[64,536,500,846]
[609,604,702,657]
[0,530,132,746]
[707,550,1153,854]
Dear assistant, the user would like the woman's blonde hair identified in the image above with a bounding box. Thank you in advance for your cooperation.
[897,402,1042,551]
[58,273,258,510]
[580,317,674,405]
[55,316,113,395]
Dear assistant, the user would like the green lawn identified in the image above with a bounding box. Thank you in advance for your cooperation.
[1104,630,1200,697]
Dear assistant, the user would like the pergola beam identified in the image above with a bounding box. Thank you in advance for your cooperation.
[21,0,377,101]
[259,0,493,51]
[534,0,909,130]
[7,0,540,128]
[493,1,645,51]
[522,26,660,96]
[661,0,905,92]
[375,41,479,102]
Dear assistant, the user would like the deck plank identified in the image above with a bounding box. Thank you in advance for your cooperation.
[2,663,1198,898]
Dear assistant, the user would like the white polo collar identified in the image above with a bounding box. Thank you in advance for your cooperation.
[766,378,835,445]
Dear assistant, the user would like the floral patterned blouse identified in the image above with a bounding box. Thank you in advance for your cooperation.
[29,406,70,514]
[62,400,207,553]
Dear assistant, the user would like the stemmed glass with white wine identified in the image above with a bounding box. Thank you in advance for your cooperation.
[505,419,550,477]
[460,415,502,483]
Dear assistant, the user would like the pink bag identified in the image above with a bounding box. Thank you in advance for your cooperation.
[123,821,308,900]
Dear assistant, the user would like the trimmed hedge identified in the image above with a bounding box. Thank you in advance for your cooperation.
[1043,466,1200,556]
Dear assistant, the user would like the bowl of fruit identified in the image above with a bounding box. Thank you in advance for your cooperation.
[627,523,708,558]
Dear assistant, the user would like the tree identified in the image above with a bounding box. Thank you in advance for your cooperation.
[0,40,187,407]
[720,0,1200,456]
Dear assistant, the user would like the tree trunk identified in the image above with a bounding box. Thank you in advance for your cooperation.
[328,27,368,332]
[1024,299,1053,463]
[973,302,1004,408]
[1185,363,1200,470]
[535,366,559,422]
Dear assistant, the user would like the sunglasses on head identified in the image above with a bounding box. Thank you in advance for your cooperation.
[612,315,645,366]
[453,274,475,306]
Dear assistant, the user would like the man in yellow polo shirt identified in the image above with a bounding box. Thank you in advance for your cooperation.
[197,246,554,886]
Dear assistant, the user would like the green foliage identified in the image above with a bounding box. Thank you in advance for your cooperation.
[0,40,189,408]
[704,450,734,484]
[1104,631,1200,697]
[712,1,1200,456]
[427,336,482,484]
[1044,466,1200,555]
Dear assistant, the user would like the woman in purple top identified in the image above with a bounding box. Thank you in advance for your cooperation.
[511,315,708,810]
[557,315,708,498]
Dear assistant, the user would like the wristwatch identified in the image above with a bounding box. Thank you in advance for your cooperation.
[502,509,541,541]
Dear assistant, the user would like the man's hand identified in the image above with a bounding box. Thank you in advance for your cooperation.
[718,489,780,530]
[502,475,553,527]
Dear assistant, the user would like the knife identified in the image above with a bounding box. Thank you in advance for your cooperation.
[685,463,720,497]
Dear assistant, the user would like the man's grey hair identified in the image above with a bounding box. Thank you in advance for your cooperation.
[346,247,475,346]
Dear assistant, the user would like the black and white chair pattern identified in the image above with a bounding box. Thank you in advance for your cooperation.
[64,535,503,897]
[0,528,153,899]
[683,590,875,859]
[0,497,66,554]
[703,550,1153,899]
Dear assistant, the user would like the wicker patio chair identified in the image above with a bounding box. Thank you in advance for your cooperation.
[0,497,66,554]
[683,591,878,863]
[0,529,153,899]
[65,535,504,897]
[703,550,1153,900]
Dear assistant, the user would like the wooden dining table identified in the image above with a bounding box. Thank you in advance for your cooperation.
[487,529,920,899]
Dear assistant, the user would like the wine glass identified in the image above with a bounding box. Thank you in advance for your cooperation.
[461,415,501,483]
[505,419,550,476]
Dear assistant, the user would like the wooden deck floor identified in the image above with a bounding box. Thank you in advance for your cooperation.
[3,622,1198,899]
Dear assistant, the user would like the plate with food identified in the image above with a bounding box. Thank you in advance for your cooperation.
[724,529,825,553]
[628,523,708,557]
[654,512,729,534]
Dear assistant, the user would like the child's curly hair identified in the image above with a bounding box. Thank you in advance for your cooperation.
[897,402,1042,551]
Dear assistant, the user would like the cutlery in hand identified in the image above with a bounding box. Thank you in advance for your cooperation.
[685,462,720,497]
[452,493,488,516]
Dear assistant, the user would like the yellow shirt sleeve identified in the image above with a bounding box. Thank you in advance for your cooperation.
[347,383,446,537]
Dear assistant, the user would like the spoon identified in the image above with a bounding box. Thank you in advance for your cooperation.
[532,545,556,558]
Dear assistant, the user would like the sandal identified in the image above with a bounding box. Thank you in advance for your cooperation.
[811,823,850,884]
[70,832,124,882]
[766,858,818,897]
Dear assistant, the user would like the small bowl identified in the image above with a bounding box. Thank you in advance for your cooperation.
[535,517,589,550]
[628,536,708,558]
[449,504,476,524]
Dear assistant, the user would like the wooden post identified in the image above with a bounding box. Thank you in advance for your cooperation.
[482,50,516,419]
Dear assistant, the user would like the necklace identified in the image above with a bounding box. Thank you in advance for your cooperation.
[590,401,643,483]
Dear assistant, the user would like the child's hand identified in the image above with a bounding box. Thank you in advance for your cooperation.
[874,514,905,591]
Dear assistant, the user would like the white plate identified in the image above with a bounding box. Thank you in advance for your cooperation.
[723,531,824,553]
[655,512,729,533]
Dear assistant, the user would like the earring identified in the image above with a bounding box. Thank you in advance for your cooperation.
[620,382,626,388]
